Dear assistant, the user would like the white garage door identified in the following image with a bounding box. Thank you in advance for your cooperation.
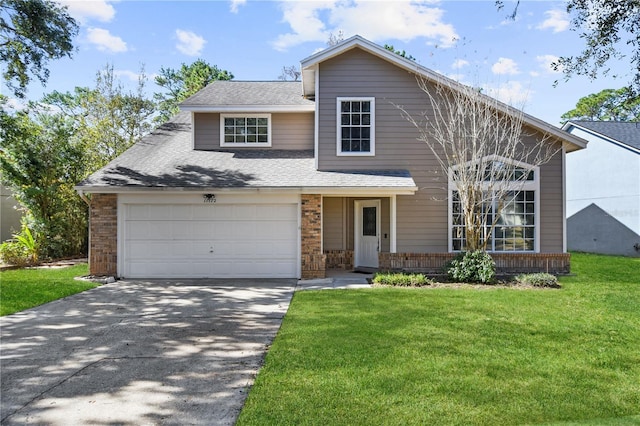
[122,202,298,278]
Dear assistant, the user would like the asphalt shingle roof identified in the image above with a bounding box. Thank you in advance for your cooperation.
[569,121,640,150]
[179,81,314,108]
[78,112,416,191]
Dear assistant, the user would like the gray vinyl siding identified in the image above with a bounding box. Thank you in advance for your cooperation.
[539,150,564,252]
[323,197,345,250]
[323,196,391,252]
[317,48,448,253]
[317,47,565,253]
[193,112,314,150]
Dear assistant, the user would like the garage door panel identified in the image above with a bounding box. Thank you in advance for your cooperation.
[123,202,298,278]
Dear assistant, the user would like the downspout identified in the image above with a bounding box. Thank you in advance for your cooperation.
[77,189,91,206]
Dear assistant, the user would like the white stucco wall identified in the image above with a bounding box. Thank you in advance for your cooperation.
[566,126,640,235]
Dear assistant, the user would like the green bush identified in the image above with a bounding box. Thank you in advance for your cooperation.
[516,273,560,288]
[446,251,496,283]
[0,240,32,267]
[372,272,432,287]
[0,224,39,266]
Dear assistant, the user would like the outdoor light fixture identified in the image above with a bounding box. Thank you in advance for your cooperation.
[203,194,216,203]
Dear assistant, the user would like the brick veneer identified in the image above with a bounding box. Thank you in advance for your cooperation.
[324,249,354,270]
[379,252,571,275]
[301,194,326,279]
[89,194,118,276]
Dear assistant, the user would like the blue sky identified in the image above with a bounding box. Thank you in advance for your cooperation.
[4,0,632,125]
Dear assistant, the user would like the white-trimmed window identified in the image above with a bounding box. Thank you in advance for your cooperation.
[220,114,271,147]
[337,97,375,156]
[449,157,540,252]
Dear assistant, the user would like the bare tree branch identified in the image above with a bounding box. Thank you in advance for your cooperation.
[398,78,559,251]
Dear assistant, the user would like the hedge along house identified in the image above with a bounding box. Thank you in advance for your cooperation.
[76,36,587,279]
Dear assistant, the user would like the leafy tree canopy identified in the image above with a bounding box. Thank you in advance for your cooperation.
[0,95,87,258]
[42,64,156,167]
[0,0,78,98]
[154,59,233,124]
[497,0,640,95]
[561,87,640,122]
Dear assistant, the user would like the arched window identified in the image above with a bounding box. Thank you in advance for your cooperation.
[448,155,540,252]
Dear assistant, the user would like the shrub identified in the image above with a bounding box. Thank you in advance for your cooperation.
[0,240,32,267]
[0,224,39,266]
[372,272,432,287]
[516,273,560,288]
[446,251,496,284]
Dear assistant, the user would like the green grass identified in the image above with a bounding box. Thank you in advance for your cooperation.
[0,264,96,316]
[238,253,640,425]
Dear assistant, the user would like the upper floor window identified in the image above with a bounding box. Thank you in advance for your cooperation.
[337,97,375,156]
[220,114,271,147]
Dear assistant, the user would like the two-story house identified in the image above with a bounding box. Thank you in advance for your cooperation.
[77,36,587,279]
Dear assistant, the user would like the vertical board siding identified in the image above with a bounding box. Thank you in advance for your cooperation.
[317,47,567,253]
[194,112,314,150]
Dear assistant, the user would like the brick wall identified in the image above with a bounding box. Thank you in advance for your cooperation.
[89,194,117,276]
[379,252,571,275]
[324,249,354,270]
[301,194,326,279]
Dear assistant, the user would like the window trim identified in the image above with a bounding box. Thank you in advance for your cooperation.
[336,97,375,157]
[220,113,272,147]
[447,156,541,253]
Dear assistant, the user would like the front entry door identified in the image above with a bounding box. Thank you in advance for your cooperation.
[355,200,380,268]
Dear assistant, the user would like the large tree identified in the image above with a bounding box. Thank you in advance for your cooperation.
[43,64,156,168]
[154,59,233,124]
[497,0,640,95]
[0,0,78,98]
[400,80,558,252]
[561,87,640,122]
[0,96,87,258]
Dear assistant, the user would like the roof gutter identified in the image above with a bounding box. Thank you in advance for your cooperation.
[179,105,315,113]
[73,185,419,196]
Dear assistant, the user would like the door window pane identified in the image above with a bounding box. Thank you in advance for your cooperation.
[363,207,377,236]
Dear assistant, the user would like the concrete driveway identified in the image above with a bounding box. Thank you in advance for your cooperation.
[0,279,296,425]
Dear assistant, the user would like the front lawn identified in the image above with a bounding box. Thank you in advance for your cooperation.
[0,263,95,316]
[238,253,640,425]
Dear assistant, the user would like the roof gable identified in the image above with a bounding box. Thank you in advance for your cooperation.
[301,35,588,153]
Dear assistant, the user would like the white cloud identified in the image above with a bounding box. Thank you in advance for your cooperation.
[537,9,570,33]
[57,0,115,24]
[230,0,246,13]
[482,81,531,107]
[86,27,127,53]
[113,70,141,81]
[272,0,458,51]
[451,59,469,70]
[491,57,519,75]
[535,54,563,74]
[175,29,206,56]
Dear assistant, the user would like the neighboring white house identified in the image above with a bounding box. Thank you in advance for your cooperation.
[563,121,640,257]
[1,184,23,242]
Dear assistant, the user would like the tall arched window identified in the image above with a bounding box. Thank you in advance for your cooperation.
[448,155,540,252]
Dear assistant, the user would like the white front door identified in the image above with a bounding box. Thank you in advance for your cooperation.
[355,200,380,268]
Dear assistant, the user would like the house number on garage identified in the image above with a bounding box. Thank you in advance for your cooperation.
[203,194,216,203]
